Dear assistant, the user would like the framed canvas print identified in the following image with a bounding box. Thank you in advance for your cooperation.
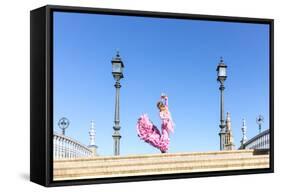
[30,5,274,187]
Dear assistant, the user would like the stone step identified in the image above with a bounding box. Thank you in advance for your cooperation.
[54,155,268,170]
[53,150,269,181]
[54,150,259,168]
[54,159,268,180]
[55,149,258,162]
[54,156,268,175]
[55,163,269,181]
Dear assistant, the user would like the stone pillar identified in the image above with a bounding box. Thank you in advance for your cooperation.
[224,112,235,150]
[89,145,98,156]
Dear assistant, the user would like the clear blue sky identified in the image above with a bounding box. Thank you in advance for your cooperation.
[53,11,269,156]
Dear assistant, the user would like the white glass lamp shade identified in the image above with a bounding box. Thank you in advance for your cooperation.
[112,62,122,73]
[218,66,226,77]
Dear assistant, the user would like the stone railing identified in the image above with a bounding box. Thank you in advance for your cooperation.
[53,132,93,159]
[242,129,270,150]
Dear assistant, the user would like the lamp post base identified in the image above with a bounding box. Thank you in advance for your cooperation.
[112,134,121,156]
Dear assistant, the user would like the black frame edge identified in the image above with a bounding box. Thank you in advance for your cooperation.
[269,19,274,173]
[45,4,273,23]
[30,5,49,186]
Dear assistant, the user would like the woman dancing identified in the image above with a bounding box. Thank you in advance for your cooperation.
[136,94,174,153]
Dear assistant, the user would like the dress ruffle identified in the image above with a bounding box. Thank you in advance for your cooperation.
[136,111,174,153]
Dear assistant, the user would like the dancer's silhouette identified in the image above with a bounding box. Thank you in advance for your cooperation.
[136,94,174,153]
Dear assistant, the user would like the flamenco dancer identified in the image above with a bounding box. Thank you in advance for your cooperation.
[136,94,174,153]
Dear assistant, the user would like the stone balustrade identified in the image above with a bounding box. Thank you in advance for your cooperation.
[53,132,93,159]
[242,129,270,150]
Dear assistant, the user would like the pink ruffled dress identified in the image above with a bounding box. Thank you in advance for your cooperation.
[136,96,174,153]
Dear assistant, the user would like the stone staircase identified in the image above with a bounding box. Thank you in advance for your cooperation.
[53,149,269,181]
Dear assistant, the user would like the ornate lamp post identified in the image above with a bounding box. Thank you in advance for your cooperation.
[58,117,70,135]
[111,51,124,156]
[256,115,264,134]
[240,118,247,147]
[217,57,227,150]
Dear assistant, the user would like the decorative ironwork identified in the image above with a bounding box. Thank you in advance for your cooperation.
[58,117,70,135]
[256,115,264,134]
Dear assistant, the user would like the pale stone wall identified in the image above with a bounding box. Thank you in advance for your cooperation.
[53,150,269,181]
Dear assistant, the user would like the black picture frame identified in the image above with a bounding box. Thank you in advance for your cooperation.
[30,4,274,187]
